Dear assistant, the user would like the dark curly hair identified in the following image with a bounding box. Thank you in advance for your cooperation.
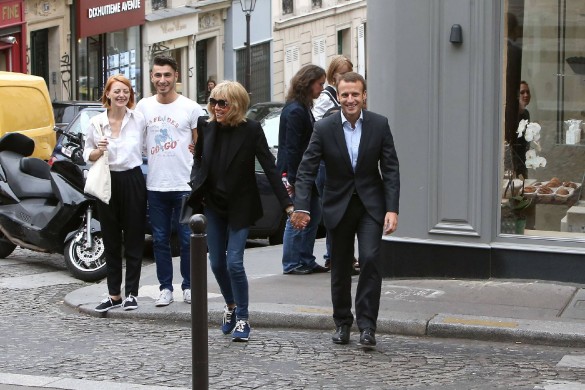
[285,64,326,108]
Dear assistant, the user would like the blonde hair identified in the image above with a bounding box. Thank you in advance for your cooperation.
[207,81,249,126]
[326,55,353,86]
[102,74,135,108]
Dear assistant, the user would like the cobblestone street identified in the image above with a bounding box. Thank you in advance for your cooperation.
[2,251,585,389]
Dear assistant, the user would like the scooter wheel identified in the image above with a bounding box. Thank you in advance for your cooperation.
[0,232,16,258]
[64,230,107,282]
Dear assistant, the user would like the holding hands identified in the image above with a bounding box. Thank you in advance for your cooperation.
[290,211,310,230]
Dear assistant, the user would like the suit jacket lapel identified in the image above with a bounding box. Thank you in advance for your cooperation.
[332,114,354,172]
[225,122,247,170]
[355,111,370,171]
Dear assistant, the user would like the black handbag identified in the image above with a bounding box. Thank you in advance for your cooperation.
[179,194,194,225]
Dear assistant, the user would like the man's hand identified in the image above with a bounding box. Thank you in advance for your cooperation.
[290,212,310,230]
[383,212,398,235]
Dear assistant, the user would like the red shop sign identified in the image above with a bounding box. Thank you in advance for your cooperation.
[77,0,145,38]
[0,0,23,28]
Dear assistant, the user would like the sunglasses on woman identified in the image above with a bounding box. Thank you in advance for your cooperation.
[209,98,229,108]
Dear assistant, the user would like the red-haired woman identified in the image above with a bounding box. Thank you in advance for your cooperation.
[83,74,147,312]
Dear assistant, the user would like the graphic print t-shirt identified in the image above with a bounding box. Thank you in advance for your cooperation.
[136,95,203,191]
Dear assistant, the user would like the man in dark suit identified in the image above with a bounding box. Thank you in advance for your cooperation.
[291,72,400,349]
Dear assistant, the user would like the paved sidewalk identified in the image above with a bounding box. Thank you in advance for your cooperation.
[60,239,585,349]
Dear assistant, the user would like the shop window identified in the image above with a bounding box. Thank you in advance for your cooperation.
[236,41,271,105]
[501,0,585,237]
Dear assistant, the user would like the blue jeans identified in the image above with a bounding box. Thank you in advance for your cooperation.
[147,190,191,291]
[205,206,250,320]
[282,192,322,273]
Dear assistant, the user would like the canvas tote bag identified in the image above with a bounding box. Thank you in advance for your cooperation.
[84,116,111,204]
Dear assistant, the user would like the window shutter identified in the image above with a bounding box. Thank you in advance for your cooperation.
[284,45,300,94]
[357,23,366,77]
[312,38,326,69]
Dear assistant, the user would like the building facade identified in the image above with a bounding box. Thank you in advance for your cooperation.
[1,0,26,73]
[272,0,366,101]
[369,0,585,283]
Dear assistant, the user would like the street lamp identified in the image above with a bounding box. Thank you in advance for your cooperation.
[239,0,256,94]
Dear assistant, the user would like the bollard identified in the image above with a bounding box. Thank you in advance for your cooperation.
[189,214,208,390]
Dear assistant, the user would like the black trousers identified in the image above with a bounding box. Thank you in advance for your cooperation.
[329,194,383,332]
[97,166,146,297]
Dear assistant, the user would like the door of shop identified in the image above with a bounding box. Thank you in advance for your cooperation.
[0,47,9,71]
[30,29,49,86]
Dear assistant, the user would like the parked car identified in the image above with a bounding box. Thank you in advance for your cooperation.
[52,100,103,129]
[247,102,284,155]
[49,105,286,244]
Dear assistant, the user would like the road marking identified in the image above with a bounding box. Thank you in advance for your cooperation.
[557,355,585,369]
[382,285,445,299]
[533,380,585,389]
[0,272,79,289]
[294,306,333,315]
[442,317,519,328]
[0,372,190,390]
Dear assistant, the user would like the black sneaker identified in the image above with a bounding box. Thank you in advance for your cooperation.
[122,295,138,311]
[94,297,123,312]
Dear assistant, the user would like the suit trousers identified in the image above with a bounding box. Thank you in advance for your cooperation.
[97,166,146,297]
[329,194,383,332]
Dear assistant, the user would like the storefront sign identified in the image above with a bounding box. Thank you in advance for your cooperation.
[77,0,145,38]
[0,0,23,28]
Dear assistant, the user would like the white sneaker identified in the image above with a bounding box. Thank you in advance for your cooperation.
[183,289,191,304]
[155,288,174,307]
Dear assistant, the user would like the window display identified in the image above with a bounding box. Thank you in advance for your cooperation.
[502,0,585,237]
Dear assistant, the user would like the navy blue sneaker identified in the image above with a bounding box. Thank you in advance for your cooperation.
[94,296,123,312]
[221,305,237,335]
[232,319,250,342]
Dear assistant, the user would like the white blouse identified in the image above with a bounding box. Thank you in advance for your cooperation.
[83,108,146,172]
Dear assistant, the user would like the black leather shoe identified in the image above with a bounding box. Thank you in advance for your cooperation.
[359,328,376,349]
[312,264,330,273]
[283,265,313,275]
[331,325,351,344]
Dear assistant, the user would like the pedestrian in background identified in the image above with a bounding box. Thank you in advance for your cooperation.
[136,55,204,307]
[278,64,329,275]
[85,74,147,312]
[187,81,293,341]
[291,72,400,349]
[312,55,359,273]
[204,79,216,102]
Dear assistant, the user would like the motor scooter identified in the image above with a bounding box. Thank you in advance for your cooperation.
[0,132,106,281]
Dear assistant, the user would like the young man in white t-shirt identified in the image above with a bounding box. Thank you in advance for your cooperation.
[136,55,204,306]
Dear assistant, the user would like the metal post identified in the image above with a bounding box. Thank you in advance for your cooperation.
[245,11,252,93]
[190,214,208,390]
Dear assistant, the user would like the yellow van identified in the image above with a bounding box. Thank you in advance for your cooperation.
[0,71,56,160]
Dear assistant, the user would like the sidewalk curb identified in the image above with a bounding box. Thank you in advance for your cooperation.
[65,293,585,347]
[428,313,585,347]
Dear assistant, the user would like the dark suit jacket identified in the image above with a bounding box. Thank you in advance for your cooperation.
[188,118,291,228]
[276,100,314,185]
[294,110,400,230]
